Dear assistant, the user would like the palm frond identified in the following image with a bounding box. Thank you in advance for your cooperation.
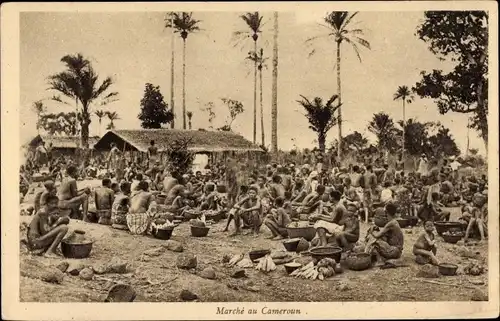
[342,11,359,29]
[344,38,362,62]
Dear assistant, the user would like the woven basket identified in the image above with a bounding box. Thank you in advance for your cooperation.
[346,253,373,271]
[126,213,152,235]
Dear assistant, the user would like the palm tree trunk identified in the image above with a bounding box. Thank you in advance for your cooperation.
[253,40,257,144]
[336,41,342,160]
[259,64,265,147]
[466,118,470,156]
[318,133,326,153]
[170,14,176,129]
[98,119,101,136]
[182,38,187,130]
[271,12,278,153]
[402,99,406,170]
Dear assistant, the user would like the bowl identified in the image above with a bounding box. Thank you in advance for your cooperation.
[190,225,210,237]
[206,211,225,222]
[152,226,175,240]
[61,240,93,259]
[155,194,167,205]
[345,252,373,271]
[284,262,302,275]
[174,215,184,221]
[249,249,270,262]
[396,218,410,229]
[402,215,418,227]
[104,284,137,302]
[309,246,342,263]
[286,226,316,241]
[438,263,458,276]
[283,238,301,252]
[442,232,464,244]
[172,219,182,225]
[434,221,464,236]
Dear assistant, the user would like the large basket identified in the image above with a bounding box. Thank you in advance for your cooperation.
[152,226,175,240]
[126,213,152,235]
[345,253,372,271]
[190,225,210,237]
[286,226,316,241]
[155,194,167,205]
[434,221,464,236]
[309,246,342,263]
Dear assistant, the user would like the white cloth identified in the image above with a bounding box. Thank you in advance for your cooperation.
[380,188,393,203]
[450,161,462,171]
[314,220,343,234]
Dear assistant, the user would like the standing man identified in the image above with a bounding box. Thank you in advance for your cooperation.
[147,140,158,169]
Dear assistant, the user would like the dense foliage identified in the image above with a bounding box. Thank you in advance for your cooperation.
[138,83,173,129]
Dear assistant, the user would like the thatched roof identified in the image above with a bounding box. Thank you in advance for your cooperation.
[93,129,264,153]
[28,135,99,149]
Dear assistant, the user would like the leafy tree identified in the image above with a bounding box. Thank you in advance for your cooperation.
[413,11,488,148]
[106,111,120,130]
[199,101,216,129]
[234,12,264,144]
[393,85,414,156]
[307,12,371,159]
[164,138,195,179]
[368,112,401,152]
[217,98,244,132]
[297,95,341,152]
[138,83,173,129]
[342,131,368,153]
[47,53,118,148]
[427,126,460,159]
[39,112,78,136]
[32,100,46,133]
[399,118,435,156]
[165,12,201,130]
[469,148,479,156]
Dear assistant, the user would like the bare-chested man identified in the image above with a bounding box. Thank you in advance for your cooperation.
[58,165,90,221]
[108,143,121,169]
[147,140,158,169]
[231,186,262,236]
[129,181,155,214]
[268,175,286,200]
[162,172,179,195]
[94,178,115,225]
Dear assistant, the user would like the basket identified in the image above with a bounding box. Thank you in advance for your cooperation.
[286,226,316,241]
[345,252,373,271]
[205,210,225,222]
[126,213,152,235]
[190,225,210,237]
[61,240,93,259]
[434,221,464,236]
[249,249,270,262]
[442,233,464,244]
[438,263,458,276]
[284,262,302,274]
[282,238,301,252]
[155,194,167,205]
[104,284,136,302]
[402,215,418,227]
[396,218,410,229]
[184,209,202,221]
[309,246,342,263]
[152,226,175,240]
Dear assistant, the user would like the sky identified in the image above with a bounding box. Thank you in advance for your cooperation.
[19,11,487,155]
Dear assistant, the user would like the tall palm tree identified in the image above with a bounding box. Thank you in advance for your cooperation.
[48,53,118,148]
[271,12,279,153]
[297,94,342,152]
[393,85,414,162]
[247,49,268,147]
[105,111,120,130]
[32,100,46,134]
[307,12,371,160]
[186,111,193,129]
[166,12,176,129]
[165,12,201,130]
[94,109,106,136]
[235,12,264,144]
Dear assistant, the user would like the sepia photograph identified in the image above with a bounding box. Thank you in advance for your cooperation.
[1,1,498,320]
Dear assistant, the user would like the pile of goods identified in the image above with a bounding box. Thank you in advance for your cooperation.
[189,218,206,228]
[151,220,175,230]
[255,255,277,273]
[464,261,486,276]
[227,253,244,267]
[290,258,342,281]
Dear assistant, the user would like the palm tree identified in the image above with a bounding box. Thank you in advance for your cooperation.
[186,111,193,129]
[235,12,264,144]
[94,109,106,136]
[165,12,201,130]
[48,53,118,148]
[368,112,400,152]
[297,94,342,152]
[105,111,120,130]
[271,12,279,153]
[32,100,46,134]
[393,85,414,163]
[167,12,176,129]
[247,49,268,147]
[307,12,371,160]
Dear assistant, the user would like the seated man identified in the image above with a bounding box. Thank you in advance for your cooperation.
[231,186,262,236]
[429,192,451,221]
[224,185,248,232]
[365,203,404,261]
[111,181,131,230]
[58,165,90,221]
[310,190,348,247]
[94,178,115,225]
[127,181,156,235]
[35,180,57,213]
[331,209,360,251]
[199,183,218,211]
[464,191,488,243]
[264,197,291,240]
[26,195,69,258]
[413,220,439,265]
[293,185,325,219]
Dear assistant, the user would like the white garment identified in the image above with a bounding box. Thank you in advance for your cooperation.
[450,161,462,171]
[380,188,393,203]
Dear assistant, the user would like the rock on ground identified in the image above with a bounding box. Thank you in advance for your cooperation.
[163,240,184,252]
[108,257,128,274]
[471,289,488,301]
[180,289,198,301]
[92,263,108,275]
[231,268,246,279]
[176,254,197,269]
[56,261,69,273]
[416,264,440,278]
[199,267,216,280]
[67,262,86,276]
[41,268,65,284]
[79,268,94,281]
[143,247,165,257]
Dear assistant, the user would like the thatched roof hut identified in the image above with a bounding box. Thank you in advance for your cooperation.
[93,129,264,154]
[28,135,100,149]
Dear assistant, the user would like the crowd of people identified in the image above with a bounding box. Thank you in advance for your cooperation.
[22,140,488,268]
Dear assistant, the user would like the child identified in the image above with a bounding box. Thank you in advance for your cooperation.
[365,203,404,261]
[413,220,439,265]
[464,190,488,243]
[264,197,291,240]
[27,195,69,258]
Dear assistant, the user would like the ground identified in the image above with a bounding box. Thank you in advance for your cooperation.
[19,183,488,302]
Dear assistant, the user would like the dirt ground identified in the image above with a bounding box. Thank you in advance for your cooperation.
[19,197,488,302]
